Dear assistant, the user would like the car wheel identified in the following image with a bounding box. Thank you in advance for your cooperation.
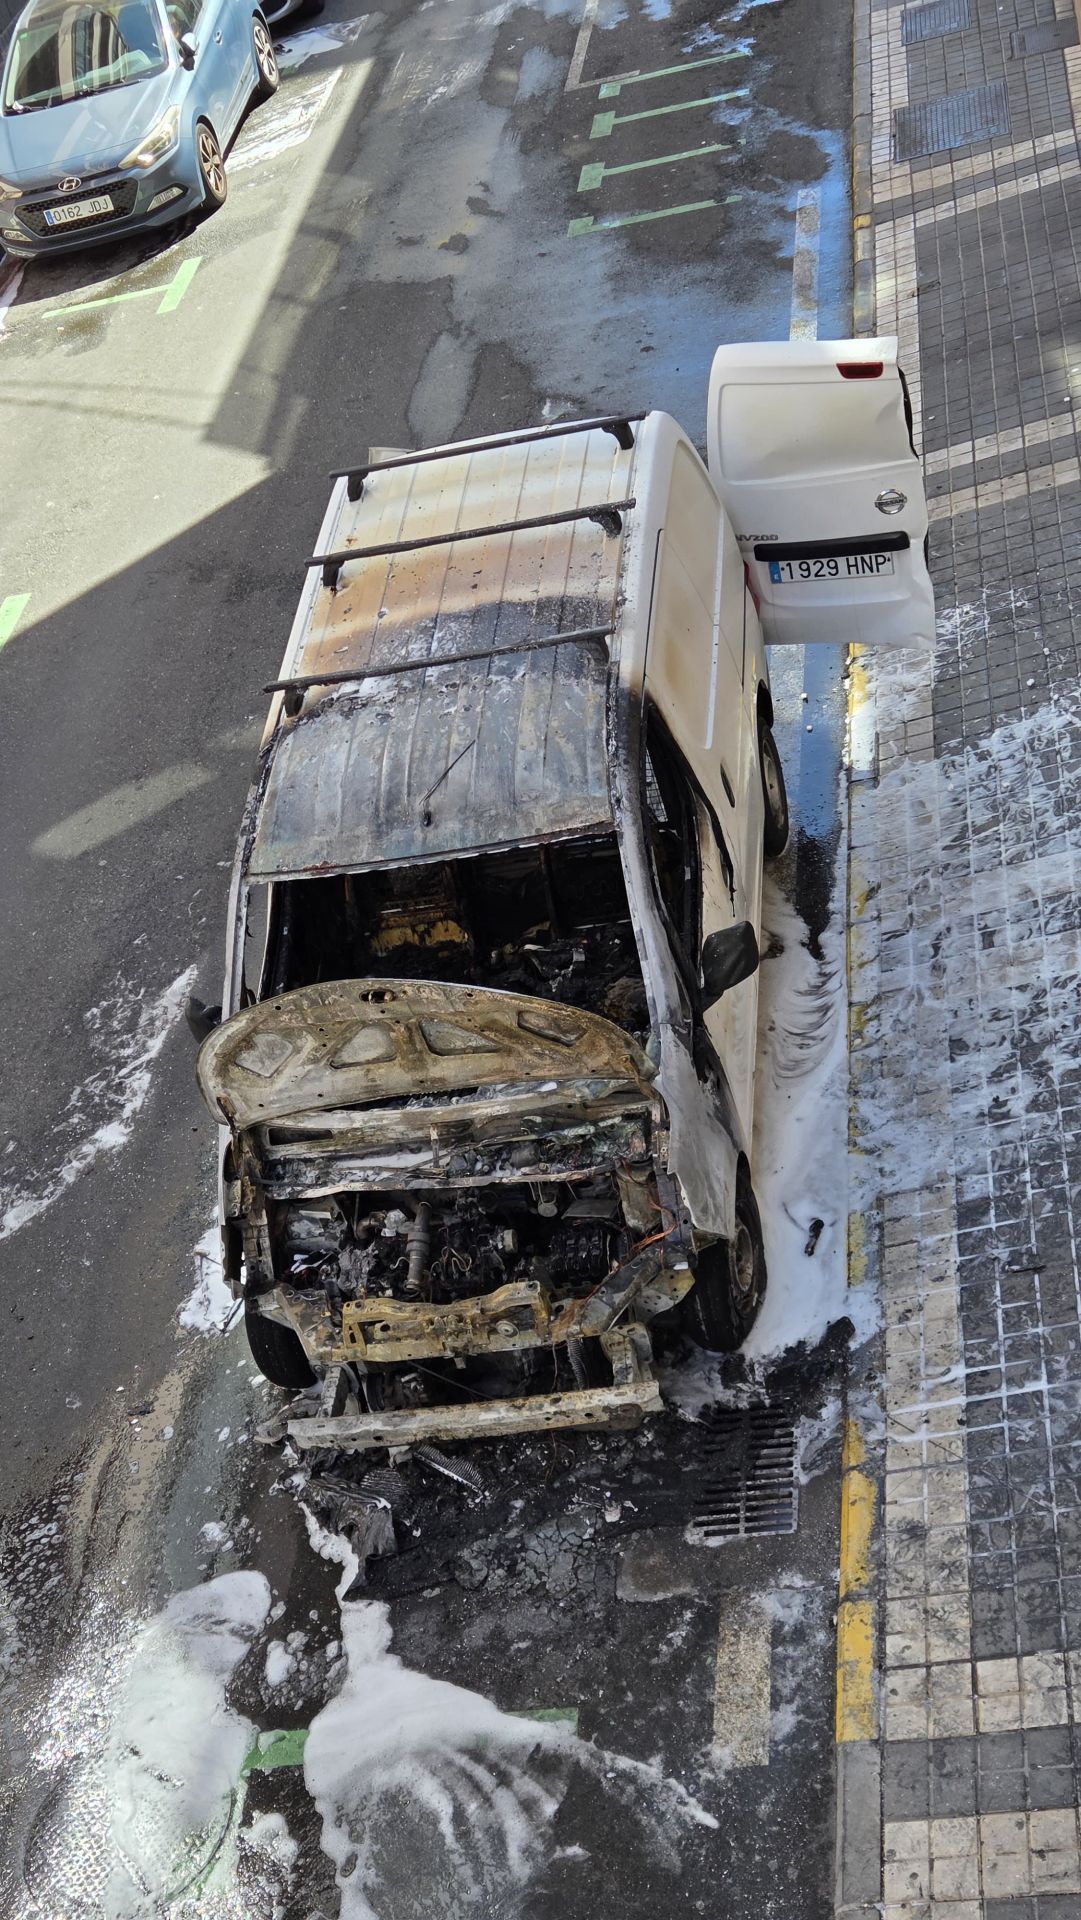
[196,120,228,211]
[252,15,280,99]
[759,714,789,858]
[245,1299,315,1388]
[685,1166,767,1351]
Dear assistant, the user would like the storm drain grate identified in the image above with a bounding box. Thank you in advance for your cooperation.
[688,1402,799,1543]
[892,81,1011,159]
[1010,18,1078,56]
[901,0,970,45]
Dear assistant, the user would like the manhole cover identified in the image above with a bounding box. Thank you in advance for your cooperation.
[893,81,1010,159]
[1010,18,1078,55]
[901,0,970,45]
[688,1402,799,1543]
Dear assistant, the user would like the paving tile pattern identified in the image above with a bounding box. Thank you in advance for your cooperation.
[855,0,1081,1901]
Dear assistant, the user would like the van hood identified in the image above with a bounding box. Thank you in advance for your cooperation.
[197,980,656,1131]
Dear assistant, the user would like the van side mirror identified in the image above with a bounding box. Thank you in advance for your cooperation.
[178,30,196,66]
[700,922,759,1008]
[186,994,222,1044]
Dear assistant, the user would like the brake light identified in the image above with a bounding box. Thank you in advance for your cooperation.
[838,362,884,378]
[743,560,761,615]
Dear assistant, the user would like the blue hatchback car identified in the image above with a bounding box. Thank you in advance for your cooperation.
[0,0,284,256]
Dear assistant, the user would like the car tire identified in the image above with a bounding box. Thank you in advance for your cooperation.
[685,1165,767,1352]
[252,15,280,99]
[759,714,789,858]
[245,1299,315,1389]
[195,120,228,211]
[303,0,326,15]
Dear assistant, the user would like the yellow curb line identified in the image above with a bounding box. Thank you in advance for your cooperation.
[837,642,878,1746]
[837,1417,877,1742]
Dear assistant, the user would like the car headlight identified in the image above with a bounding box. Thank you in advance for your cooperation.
[0,177,23,200]
[120,105,180,170]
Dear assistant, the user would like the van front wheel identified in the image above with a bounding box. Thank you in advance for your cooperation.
[759,716,789,858]
[686,1170,767,1351]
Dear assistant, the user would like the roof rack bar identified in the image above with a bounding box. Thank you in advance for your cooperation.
[313,499,636,590]
[265,625,614,713]
[331,414,644,500]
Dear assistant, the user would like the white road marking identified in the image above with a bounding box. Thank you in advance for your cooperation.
[231,69,343,172]
[0,263,24,340]
[565,0,600,90]
[274,14,368,71]
[231,14,369,172]
[788,187,820,341]
[712,1599,772,1768]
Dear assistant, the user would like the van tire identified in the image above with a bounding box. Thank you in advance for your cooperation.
[196,121,228,211]
[686,1168,767,1351]
[759,717,789,858]
[245,1300,315,1388]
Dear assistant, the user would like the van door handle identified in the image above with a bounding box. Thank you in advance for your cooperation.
[214,28,223,40]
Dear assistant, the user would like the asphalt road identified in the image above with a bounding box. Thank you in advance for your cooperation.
[0,0,856,1910]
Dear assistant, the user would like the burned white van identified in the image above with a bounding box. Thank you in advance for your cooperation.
[194,341,932,1450]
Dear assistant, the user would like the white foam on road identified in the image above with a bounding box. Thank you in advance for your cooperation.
[0,963,196,1241]
[748,870,870,1359]
[302,1515,716,1920]
[13,1571,282,1919]
[179,1223,236,1333]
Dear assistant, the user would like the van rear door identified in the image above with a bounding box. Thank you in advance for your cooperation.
[707,339,935,648]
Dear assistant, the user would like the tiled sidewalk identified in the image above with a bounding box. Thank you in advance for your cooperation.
[842,0,1081,1906]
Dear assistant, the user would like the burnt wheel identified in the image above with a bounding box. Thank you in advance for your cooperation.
[759,714,789,858]
[245,1300,314,1388]
[686,1166,767,1352]
[196,120,228,211]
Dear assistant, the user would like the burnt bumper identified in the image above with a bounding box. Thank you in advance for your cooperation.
[283,1326,664,1452]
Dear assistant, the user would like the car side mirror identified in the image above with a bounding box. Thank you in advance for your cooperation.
[186,994,222,1044]
[700,922,760,1009]
[178,30,196,66]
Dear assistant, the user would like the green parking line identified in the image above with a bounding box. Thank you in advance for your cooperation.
[591,89,747,137]
[0,592,30,651]
[44,254,201,321]
[568,194,740,235]
[578,140,735,190]
[157,254,201,312]
[597,50,748,99]
[238,1706,577,1775]
[518,1706,580,1731]
[242,1726,309,1774]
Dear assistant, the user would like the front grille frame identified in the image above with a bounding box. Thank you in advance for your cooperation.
[16,177,140,238]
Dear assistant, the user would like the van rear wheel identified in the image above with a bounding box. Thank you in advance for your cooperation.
[245,1300,315,1389]
[759,716,789,858]
[686,1169,767,1351]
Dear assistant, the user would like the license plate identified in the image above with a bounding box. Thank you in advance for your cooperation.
[44,194,114,227]
[767,553,896,584]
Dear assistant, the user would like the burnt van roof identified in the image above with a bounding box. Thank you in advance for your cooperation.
[247,417,640,881]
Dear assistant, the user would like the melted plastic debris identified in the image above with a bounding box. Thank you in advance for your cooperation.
[301,1513,716,1920]
[0,963,196,1241]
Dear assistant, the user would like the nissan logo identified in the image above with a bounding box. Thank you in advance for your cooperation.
[57,174,82,192]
